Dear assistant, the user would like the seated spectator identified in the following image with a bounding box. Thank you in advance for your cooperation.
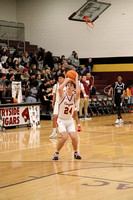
[60,55,67,65]
[0,48,7,57]
[46,69,52,80]
[29,73,36,86]
[31,64,38,74]
[13,51,22,65]
[26,80,39,103]
[23,75,30,97]
[39,80,49,97]
[58,63,62,70]
[61,64,67,73]
[51,78,56,87]
[0,48,8,63]
[5,74,15,97]
[29,67,33,75]
[79,75,90,119]
[14,73,26,97]
[45,85,53,101]
[39,79,51,93]
[86,73,96,97]
[39,81,53,114]
[19,51,24,64]
[28,53,37,66]
[53,57,59,72]
[36,69,41,75]
[66,58,76,70]
[6,57,13,69]
[44,64,50,70]
[13,60,20,71]
[22,68,29,79]
[1,62,9,74]
[25,74,30,82]
[41,69,47,81]
[36,74,42,86]
[24,62,30,69]
[0,73,7,100]
[22,51,30,64]
[81,57,93,74]
[8,73,15,82]
[8,69,16,76]
[71,53,82,73]
[55,69,62,81]
[69,50,76,62]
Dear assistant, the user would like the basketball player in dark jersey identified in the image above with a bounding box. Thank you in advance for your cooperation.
[108,75,127,124]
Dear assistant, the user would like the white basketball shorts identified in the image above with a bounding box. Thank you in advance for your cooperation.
[57,118,76,133]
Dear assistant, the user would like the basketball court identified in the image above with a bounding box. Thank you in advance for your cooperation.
[0,113,133,200]
[0,0,133,199]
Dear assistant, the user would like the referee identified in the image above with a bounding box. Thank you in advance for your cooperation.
[108,75,127,124]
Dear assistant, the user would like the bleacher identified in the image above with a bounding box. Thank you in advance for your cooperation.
[0,36,132,119]
[0,39,38,56]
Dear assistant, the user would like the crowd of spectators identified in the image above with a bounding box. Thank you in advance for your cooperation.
[0,46,95,113]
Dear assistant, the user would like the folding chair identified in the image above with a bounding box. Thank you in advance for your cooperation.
[90,98,100,116]
[97,98,106,115]
[107,97,115,114]
[102,97,111,115]
[121,96,130,113]
[88,98,95,117]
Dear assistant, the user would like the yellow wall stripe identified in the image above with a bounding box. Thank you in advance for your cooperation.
[92,64,133,72]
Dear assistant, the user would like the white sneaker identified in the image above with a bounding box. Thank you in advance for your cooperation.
[115,119,120,124]
[120,118,124,123]
[50,132,57,138]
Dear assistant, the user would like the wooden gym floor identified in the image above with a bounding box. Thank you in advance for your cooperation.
[0,113,133,200]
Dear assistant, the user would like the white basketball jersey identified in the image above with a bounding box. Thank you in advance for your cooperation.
[74,81,84,95]
[53,83,66,103]
[58,92,76,120]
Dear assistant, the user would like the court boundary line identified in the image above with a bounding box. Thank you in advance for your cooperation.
[1,164,133,189]
[59,170,133,185]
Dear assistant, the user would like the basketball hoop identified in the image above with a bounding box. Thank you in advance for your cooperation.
[83,16,94,29]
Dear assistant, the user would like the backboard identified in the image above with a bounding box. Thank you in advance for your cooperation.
[68,0,111,23]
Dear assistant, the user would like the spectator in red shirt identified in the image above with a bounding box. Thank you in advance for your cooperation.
[86,73,93,90]
[86,73,96,97]
[79,75,90,119]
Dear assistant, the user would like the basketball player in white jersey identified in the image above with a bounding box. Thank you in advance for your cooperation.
[53,74,82,160]
[50,74,65,138]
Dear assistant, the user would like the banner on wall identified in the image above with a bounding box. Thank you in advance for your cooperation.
[0,105,40,127]
[12,81,22,103]
[28,105,40,127]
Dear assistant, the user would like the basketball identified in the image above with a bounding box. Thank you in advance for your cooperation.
[13,98,18,103]
[66,70,77,80]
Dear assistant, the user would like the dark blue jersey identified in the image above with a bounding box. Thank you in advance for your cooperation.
[112,82,126,98]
